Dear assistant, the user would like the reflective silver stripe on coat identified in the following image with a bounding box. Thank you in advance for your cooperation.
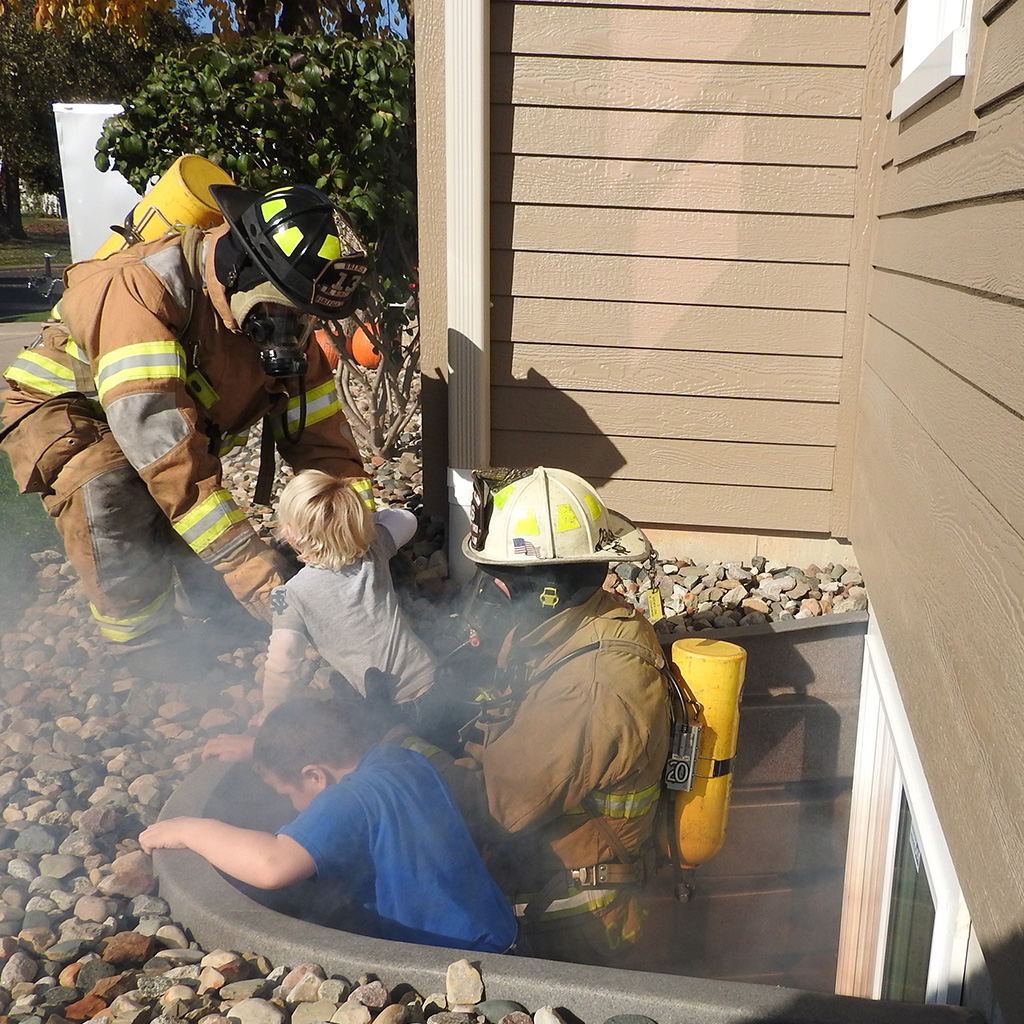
[4,350,75,396]
[105,392,191,470]
[95,341,186,403]
[174,488,247,558]
[270,380,340,439]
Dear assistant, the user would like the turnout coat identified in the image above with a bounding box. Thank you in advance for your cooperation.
[1,225,365,641]
[462,588,671,956]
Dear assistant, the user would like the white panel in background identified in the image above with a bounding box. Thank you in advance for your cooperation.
[51,103,142,262]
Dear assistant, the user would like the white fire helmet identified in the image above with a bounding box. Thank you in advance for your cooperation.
[463,466,651,566]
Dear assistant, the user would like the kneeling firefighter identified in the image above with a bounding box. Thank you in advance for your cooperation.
[0,180,372,652]
[457,467,672,965]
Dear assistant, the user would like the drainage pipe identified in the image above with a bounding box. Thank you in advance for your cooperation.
[444,0,490,582]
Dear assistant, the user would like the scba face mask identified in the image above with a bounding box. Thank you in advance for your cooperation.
[241,303,313,378]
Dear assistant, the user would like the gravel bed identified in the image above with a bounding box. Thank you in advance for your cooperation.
[0,420,867,1024]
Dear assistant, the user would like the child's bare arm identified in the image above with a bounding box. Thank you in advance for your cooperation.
[262,628,309,713]
[139,817,315,889]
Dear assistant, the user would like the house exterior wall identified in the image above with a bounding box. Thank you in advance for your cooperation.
[851,0,1024,1011]
[488,0,871,536]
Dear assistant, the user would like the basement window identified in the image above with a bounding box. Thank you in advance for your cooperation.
[892,0,974,119]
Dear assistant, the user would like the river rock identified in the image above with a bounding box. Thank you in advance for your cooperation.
[331,1004,372,1024]
[1,951,38,988]
[97,851,154,898]
[227,997,287,1024]
[445,960,482,1008]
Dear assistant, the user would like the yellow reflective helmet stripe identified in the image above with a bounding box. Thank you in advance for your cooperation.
[318,234,342,260]
[514,510,540,536]
[584,493,604,521]
[556,504,581,532]
[5,350,75,397]
[261,198,287,221]
[273,225,304,257]
[96,340,185,403]
[90,588,175,642]
[174,488,246,554]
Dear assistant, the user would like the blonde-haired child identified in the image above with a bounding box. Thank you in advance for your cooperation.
[204,470,435,761]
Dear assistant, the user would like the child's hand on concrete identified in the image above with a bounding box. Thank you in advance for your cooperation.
[202,733,257,762]
[139,817,196,854]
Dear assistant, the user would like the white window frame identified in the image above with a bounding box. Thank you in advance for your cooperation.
[892,0,973,120]
[836,614,972,1004]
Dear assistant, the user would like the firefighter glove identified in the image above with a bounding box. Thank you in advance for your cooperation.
[219,545,294,624]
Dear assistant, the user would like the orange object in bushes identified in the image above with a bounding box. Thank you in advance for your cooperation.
[349,322,382,369]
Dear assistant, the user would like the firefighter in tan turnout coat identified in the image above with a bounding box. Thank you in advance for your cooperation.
[0,183,371,649]
[459,467,671,964]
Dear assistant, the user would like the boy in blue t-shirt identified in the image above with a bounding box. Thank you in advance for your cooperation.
[140,698,517,953]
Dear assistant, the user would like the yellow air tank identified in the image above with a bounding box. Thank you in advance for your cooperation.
[667,636,746,868]
[92,155,234,259]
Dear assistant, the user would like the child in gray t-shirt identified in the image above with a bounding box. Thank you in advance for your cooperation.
[204,470,435,762]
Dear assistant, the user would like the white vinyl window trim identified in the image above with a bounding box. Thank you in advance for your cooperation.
[892,0,973,120]
[837,614,972,1003]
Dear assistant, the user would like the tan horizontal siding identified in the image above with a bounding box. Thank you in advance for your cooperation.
[490,386,839,445]
[864,318,1024,534]
[874,198,1024,299]
[852,366,1024,979]
[599,477,833,532]
[868,271,1024,413]
[493,205,853,263]
[879,94,1024,213]
[976,0,1024,112]
[495,3,869,65]
[494,155,857,216]
[492,105,861,168]
[491,431,834,489]
[495,251,849,311]
[491,297,847,357]
[526,0,869,11]
[494,55,865,117]
[493,341,841,401]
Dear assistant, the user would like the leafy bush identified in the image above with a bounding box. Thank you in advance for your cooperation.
[97,31,419,459]
[96,31,415,329]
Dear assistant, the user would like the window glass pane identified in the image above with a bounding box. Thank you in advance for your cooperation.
[881,793,936,1002]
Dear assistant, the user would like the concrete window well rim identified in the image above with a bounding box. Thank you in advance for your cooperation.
[152,607,975,1024]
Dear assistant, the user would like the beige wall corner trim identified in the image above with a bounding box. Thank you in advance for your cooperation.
[445,0,490,579]
[831,0,891,537]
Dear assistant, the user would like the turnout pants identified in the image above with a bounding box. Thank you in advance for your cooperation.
[1,386,180,643]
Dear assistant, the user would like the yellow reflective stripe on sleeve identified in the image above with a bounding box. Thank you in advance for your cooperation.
[349,478,376,511]
[90,588,175,643]
[173,489,246,554]
[512,888,620,920]
[565,782,661,820]
[270,379,341,439]
[96,341,185,402]
[399,736,443,760]
[216,431,250,456]
[5,351,75,396]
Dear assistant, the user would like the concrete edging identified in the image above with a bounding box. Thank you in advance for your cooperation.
[156,752,978,1024]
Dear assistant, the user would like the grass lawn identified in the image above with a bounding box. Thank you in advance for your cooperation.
[0,453,59,627]
[0,217,71,269]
